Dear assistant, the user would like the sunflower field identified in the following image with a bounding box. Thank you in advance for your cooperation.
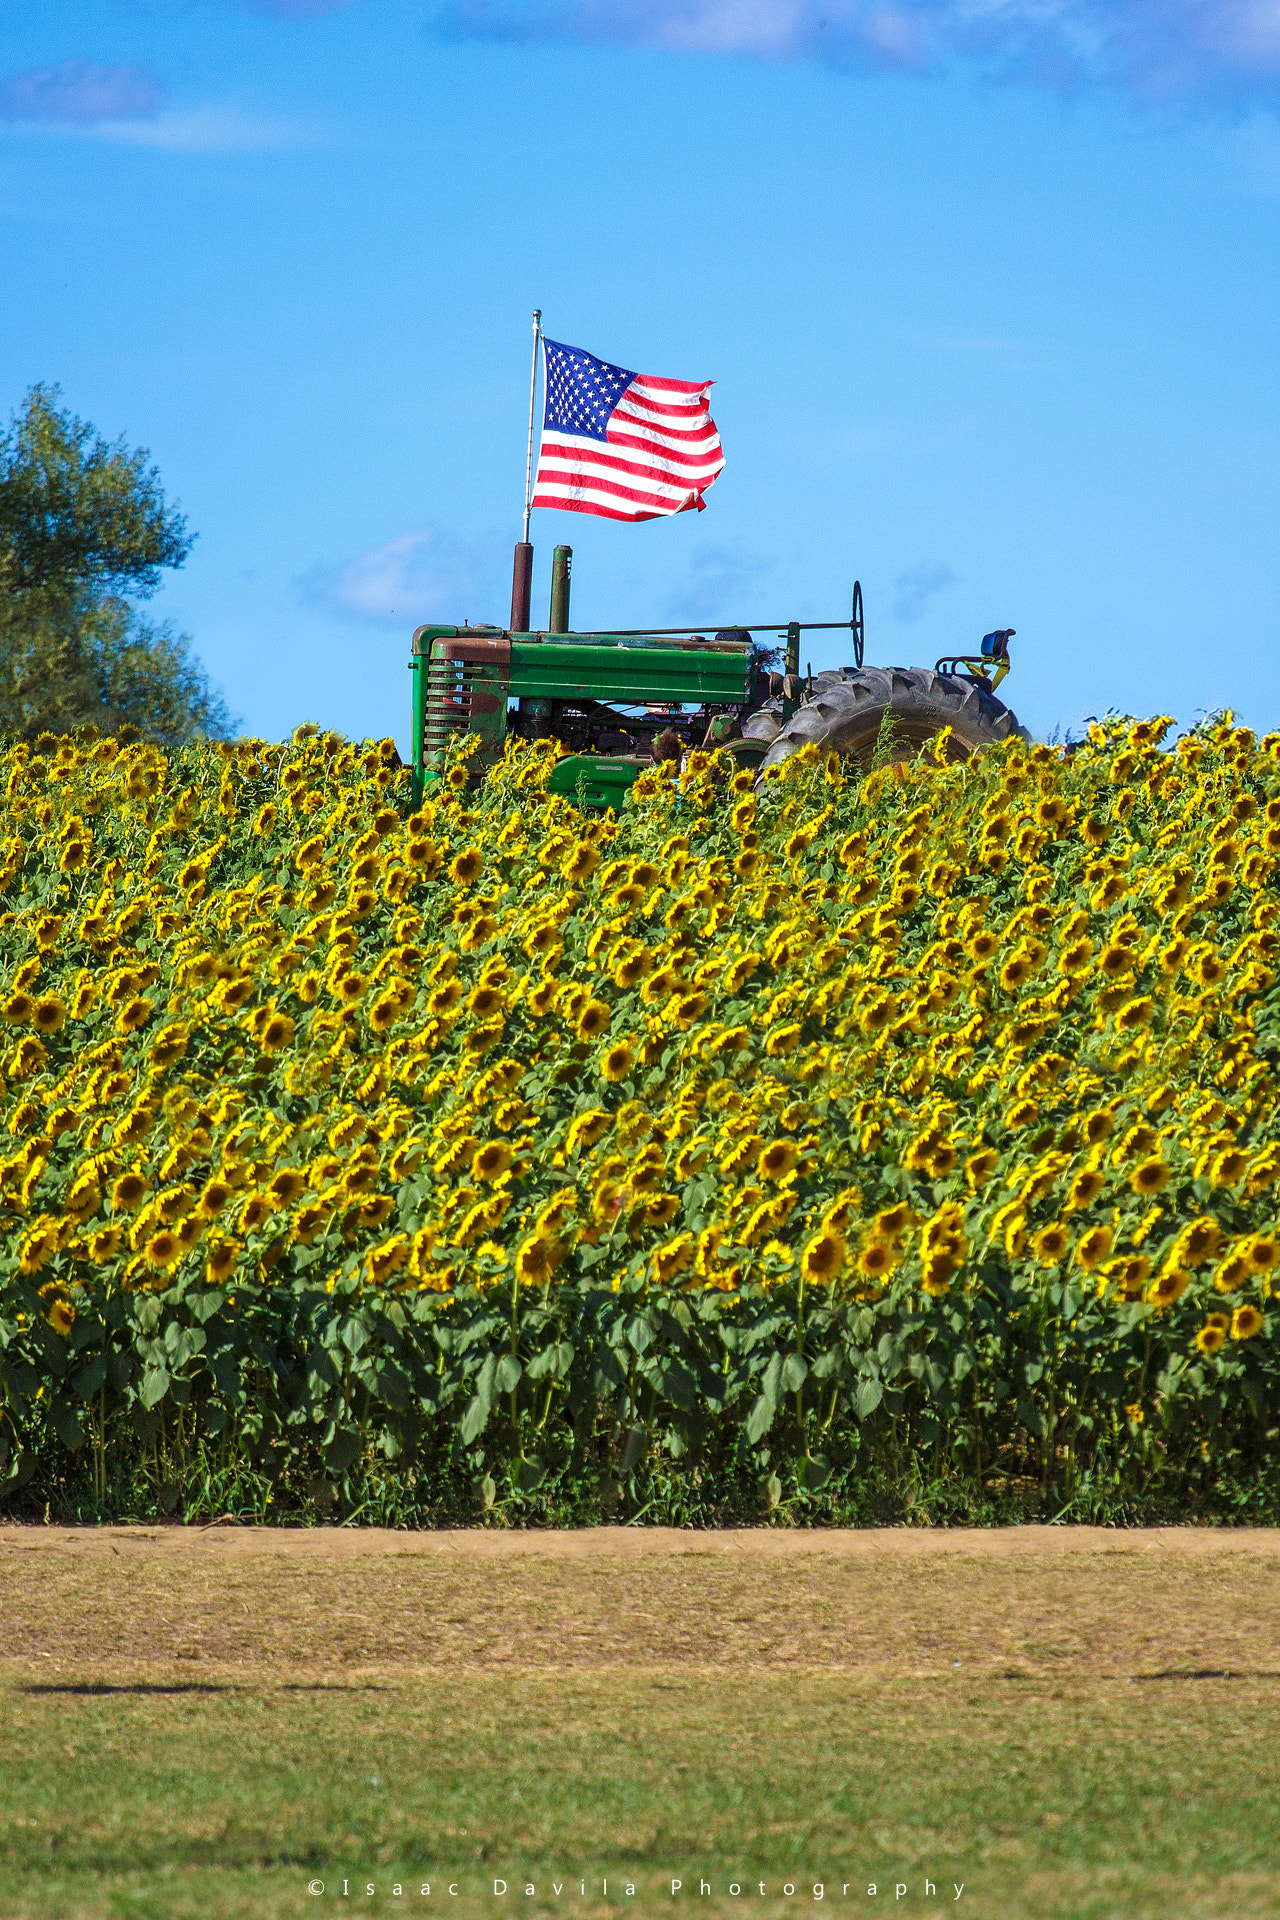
[1,712,1280,1526]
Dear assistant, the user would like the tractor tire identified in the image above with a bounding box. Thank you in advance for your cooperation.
[757,666,1028,776]
[741,696,785,747]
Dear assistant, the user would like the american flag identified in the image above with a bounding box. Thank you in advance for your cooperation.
[531,337,725,523]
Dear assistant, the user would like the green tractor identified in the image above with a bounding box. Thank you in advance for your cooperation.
[408,543,1026,808]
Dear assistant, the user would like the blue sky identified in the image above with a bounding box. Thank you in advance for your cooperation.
[2,1,1280,754]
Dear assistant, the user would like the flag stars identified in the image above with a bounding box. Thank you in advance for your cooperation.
[543,338,635,441]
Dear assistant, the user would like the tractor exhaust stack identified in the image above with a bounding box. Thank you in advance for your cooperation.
[550,544,572,634]
[510,542,533,633]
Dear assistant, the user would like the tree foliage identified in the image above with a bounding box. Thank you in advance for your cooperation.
[0,382,193,603]
[0,385,234,745]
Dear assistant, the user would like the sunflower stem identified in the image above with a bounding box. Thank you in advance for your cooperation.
[510,1263,520,1447]
[794,1270,807,1442]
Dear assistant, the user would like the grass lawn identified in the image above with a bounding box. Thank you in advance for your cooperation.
[2,1526,1279,1920]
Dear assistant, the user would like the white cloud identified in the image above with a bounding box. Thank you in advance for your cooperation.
[0,59,162,125]
[93,105,314,153]
[667,545,774,623]
[435,0,1280,104]
[300,527,503,628]
[1,100,316,155]
[0,60,313,153]
[892,561,957,621]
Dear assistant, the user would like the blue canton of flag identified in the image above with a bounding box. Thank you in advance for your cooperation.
[543,342,636,441]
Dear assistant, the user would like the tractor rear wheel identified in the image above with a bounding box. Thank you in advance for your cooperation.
[756,666,1027,775]
[741,695,785,748]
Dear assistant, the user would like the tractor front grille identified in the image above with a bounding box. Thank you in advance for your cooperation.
[421,633,511,771]
[424,657,481,757]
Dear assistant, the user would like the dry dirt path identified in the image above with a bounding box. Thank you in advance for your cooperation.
[3,1523,1278,1682]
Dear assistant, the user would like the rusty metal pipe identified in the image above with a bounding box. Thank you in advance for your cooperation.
[510,542,533,633]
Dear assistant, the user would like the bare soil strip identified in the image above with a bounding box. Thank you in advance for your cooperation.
[4,1524,1278,1681]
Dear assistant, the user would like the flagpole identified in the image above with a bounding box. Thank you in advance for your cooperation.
[510,308,541,632]
[523,308,541,541]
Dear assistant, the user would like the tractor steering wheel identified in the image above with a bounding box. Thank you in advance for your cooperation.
[852,580,864,670]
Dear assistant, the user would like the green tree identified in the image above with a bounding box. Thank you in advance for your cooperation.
[0,384,235,744]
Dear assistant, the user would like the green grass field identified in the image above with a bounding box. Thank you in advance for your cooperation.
[3,1527,1279,1920]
